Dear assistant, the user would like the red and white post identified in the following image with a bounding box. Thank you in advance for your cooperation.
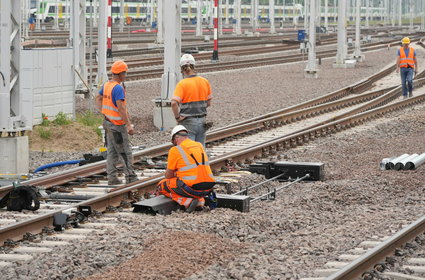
[212,0,219,61]
[107,0,113,57]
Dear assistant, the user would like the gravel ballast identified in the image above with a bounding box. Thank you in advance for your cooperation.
[30,47,399,171]
[9,45,423,280]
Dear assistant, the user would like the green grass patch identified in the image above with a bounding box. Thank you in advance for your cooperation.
[53,112,72,126]
[77,111,103,127]
[37,127,52,139]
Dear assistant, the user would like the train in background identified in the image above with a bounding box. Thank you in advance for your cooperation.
[30,0,384,24]
[30,0,303,23]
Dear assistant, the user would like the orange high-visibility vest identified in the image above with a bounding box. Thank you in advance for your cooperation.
[399,47,415,68]
[101,81,126,125]
[173,76,212,117]
[174,139,215,187]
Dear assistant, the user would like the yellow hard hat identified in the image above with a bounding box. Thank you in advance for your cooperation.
[401,37,410,44]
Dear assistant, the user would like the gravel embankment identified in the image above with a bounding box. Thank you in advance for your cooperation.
[5,96,424,280]
[6,44,424,279]
[30,47,402,171]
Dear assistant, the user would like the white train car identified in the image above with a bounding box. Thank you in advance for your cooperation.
[30,0,383,24]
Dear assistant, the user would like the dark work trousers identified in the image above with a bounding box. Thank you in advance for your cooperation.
[103,120,137,181]
[400,67,414,97]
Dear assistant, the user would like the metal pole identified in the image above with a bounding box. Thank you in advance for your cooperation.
[96,0,108,88]
[305,0,318,78]
[71,0,86,93]
[409,0,413,33]
[107,0,112,58]
[269,0,275,33]
[149,0,154,26]
[36,0,41,29]
[93,0,98,28]
[212,0,219,61]
[334,0,337,23]
[54,0,59,30]
[251,0,255,31]
[0,0,22,132]
[65,0,69,29]
[225,0,229,25]
[365,0,369,28]
[353,0,363,60]
[157,0,163,43]
[89,0,93,91]
[335,0,347,65]
[120,0,124,32]
[304,0,309,32]
[399,0,402,26]
[153,0,181,130]
[196,0,203,36]
[209,0,214,28]
[235,0,242,35]
[325,0,329,31]
[422,0,425,30]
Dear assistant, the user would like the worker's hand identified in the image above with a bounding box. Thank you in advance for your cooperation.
[176,116,186,123]
[396,67,400,73]
[127,124,135,135]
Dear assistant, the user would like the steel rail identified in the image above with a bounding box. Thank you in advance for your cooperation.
[123,38,416,81]
[1,83,425,244]
[326,215,425,280]
[0,64,400,197]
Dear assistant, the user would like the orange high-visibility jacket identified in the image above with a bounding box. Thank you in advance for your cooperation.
[101,81,126,125]
[168,138,215,187]
[399,47,415,68]
[173,76,212,117]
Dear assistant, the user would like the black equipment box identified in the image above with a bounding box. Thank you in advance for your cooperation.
[249,161,324,181]
[132,195,180,215]
[216,194,250,212]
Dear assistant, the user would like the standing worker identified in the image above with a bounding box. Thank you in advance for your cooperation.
[95,60,139,185]
[171,54,213,147]
[396,37,418,98]
[157,125,216,212]
[28,14,36,31]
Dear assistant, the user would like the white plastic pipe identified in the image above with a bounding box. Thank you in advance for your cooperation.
[386,154,409,170]
[394,154,418,170]
[405,153,425,170]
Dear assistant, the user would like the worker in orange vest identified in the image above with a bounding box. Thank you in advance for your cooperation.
[171,54,213,147]
[95,60,139,185]
[157,125,216,212]
[396,37,418,98]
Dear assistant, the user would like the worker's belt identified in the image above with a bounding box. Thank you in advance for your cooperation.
[185,115,206,119]
[171,179,213,198]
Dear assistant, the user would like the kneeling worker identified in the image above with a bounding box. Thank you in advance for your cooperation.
[158,125,216,212]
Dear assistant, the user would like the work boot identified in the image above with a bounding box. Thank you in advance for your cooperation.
[125,175,139,184]
[403,95,408,99]
[186,199,199,213]
[108,177,123,185]
[409,92,413,98]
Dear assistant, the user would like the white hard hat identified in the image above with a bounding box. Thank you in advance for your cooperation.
[180,54,196,67]
[171,125,188,139]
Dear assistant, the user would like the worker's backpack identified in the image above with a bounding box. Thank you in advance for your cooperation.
[0,185,40,211]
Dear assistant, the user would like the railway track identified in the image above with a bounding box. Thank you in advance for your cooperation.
[102,38,420,81]
[299,215,425,280]
[1,62,425,245]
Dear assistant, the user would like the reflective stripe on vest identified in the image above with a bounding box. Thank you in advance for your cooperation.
[101,81,126,125]
[175,141,215,185]
[180,100,208,117]
[399,47,415,68]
